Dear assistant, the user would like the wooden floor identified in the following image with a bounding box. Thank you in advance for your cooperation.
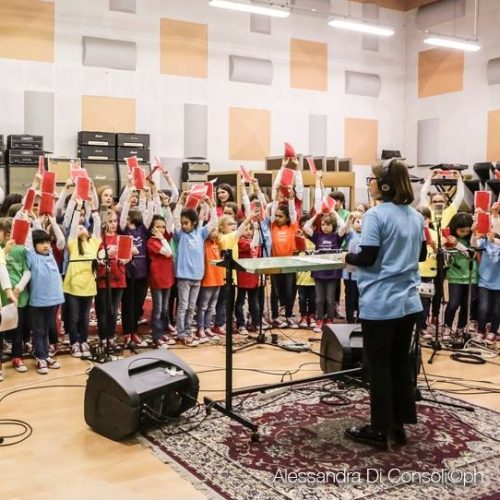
[1,329,499,500]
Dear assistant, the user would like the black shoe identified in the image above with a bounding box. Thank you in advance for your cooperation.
[344,425,388,450]
[392,427,407,446]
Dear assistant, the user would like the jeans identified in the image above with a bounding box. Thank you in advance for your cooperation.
[95,287,124,340]
[151,288,172,340]
[168,282,178,326]
[30,305,59,360]
[344,277,359,324]
[121,277,148,335]
[477,287,500,334]
[176,279,201,337]
[271,273,296,319]
[65,294,93,345]
[235,287,260,327]
[196,286,220,330]
[362,313,418,431]
[417,276,443,330]
[315,279,338,321]
[444,283,477,329]
[214,284,228,327]
[5,306,30,358]
[298,286,316,316]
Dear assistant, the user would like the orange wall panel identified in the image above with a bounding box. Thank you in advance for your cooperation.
[487,110,500,162]
[344,117,378,165]
[82,96,136,133]
[290,38,328,92]
[418,48,464,98]
[229,107,270,161]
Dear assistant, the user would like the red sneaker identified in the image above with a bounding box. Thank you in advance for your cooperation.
[131,334,148,347]
[12,357,28,373]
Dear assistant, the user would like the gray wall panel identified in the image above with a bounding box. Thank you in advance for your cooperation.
[416,0,465,30]
[345,71,381,97]
[487,58,500,86]
[362,3,379,52]
[250,14,271,34]
[24,91,54,152]
[229,55,273,85]
[109,0,136,14]
[309,114,327,156]
[184,104,208,159]
[82,36,137,71]
[417,118,440,166]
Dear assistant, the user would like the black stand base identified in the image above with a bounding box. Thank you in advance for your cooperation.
[427,340,442,364]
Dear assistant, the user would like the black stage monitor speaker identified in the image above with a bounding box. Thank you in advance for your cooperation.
[320,324,363,373]
[84,350,199,441]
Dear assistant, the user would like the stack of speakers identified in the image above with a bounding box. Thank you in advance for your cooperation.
[181,161,210,192]
[77,131,150,194]
[6,134,44,194]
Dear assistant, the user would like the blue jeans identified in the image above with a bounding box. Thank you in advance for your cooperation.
[176,279,201,337]
[65,294,92,345]
[444,283,477,329]
[30,305,59,360]
[196,286,220,330]
[151,288,172,340]
[477,287,500,334]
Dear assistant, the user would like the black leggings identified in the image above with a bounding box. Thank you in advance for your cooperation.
[121,277,148,335]
[362,313,418,431]
[271,273,296,318]
[95,287,124,340]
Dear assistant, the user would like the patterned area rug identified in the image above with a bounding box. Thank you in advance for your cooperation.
[141,382,500,499]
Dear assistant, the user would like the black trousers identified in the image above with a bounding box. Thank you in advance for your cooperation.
[4,306,30,358]
[298,286,316,316]
[362,313,418,432]
[271,273,296,318]
[344,277,359,324]
[235,287,260,327]
[95,287,124,340]
[121,277,148,335]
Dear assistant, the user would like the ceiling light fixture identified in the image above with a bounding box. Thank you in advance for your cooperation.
[328,18,395,37]
[208,0,290,18]
[423,36,481,52]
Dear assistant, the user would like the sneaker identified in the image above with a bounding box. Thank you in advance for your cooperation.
[468,321,478,334]
[262,318,270,328]
[299,316,308,328]
[205,328,220,341]
[195,329,210,343]
[80,342,92,359]
[36,359,49,375]
[237,326,249,336]
[12,357,28,373]
[308,316,317,328]
[485,333,496,346]
[138,317,148,325]
[334,308,345,320]
[24,341,33,355]
[474,333,485,342]
[177,335,199,347]
[123,335,131,346]
[161,335,177,346]
[325,318,333,325]
[71,343,82,358]
[48,344,58,358]
[131,334,149,347]
[286,318,299,329]
[0,369,3,382]
[153,339,169,349]
[272,318,287,329]
[420,330,433,340]
[313,319,323,334]
[46,357,61,369]
[211,325,226,336]
[442,327,452,341]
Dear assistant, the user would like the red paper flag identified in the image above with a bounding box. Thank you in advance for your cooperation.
[284,142,296,159]
[23,189,36,212]
[306,157,317,174]
[12,219,30,245]
[279,167,296,197]
[126,156,139,172]
[39,193,54,216]
[38,155,45,175]
[76,176,91,200]
[41,171,56,194]
[476,212,491,235]
[185,184,208,210]
[424,226,432,245]
[250,201,265,222]
[322,196,336,214]
[71,167,88,179]
[240,165,253,183]
[441,227,451,239]
[132,167,145,190]
[117,235,133,260]
[295,235,306,252]
[146,165,161,182]
[474,191,491,212]
[204,181,215,201]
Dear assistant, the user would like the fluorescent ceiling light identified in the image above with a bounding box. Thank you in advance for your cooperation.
[209,0,290,18]
[328,18,395,37]
[423,36,481,52]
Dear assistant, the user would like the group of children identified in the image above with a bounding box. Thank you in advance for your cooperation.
[0,163,498,381]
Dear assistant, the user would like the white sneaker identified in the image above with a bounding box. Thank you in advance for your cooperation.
[205,328,220,341]
[237,326,249,336]
[286,318,299,329]
[36,359,49,375]
[47,357,61,369]
[272,318,287,328]
[71,343,82,358]
[80,342,92,359]
[161,335,176,346]
[442,327,452,341]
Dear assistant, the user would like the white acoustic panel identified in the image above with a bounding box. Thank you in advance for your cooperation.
[250,14,271,34]
[417,118,440,166]
[309,114,327,156]
[229,55,273,85]
[487,58,500,86]
[184,104,207,159]
[345,71,381,97]
[291,0,330,10]
[362,2,379,52]
[109,0,136,13]
[24,91,54,152]
[82,36,137,71]
[416,0,465,30]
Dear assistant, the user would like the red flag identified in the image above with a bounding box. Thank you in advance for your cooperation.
[474,191,491,212]
[441,227,451,239]
[76,176,91,200]
[39,193,54,216]
[23,189,36,212]
[132,167,145,190]
[204,181,215,201]
[476,212,491,235]
[306,157,317,174]
[284,142,296,159]
[279,167,296,197]
[240,165,253,183]
[126,156,139,172]
[321,196,336,214]
[38,155,45,175]
[12,219,30,245]
[424,226,432,245]
[186,184,208,210]
[71,167,89,179]
[146,165,161,182]
[117,235,133,260]
[295,235,306,252]
[41,171,56,194]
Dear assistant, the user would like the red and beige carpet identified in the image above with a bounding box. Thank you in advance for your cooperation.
[141,382,500,499]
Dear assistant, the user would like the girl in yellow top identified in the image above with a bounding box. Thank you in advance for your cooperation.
[63,198,101,359]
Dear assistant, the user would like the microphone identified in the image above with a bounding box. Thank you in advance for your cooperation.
[434,202,444,222]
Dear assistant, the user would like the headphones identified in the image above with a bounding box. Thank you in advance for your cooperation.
[376,159,396,196]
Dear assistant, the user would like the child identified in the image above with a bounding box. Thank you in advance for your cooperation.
[25,225,65,374]
[235,220,261,335]
[270,189,298,328]
[443,213,477,340]
[471,229,500,344]
[174,193,217,346]
[147,215,176,348]
[63,199,101,358]
[304,212,345,333]
[296,215,316,329]
[0,218,31,374]
[330,191,350,222]
[342,211,362,325]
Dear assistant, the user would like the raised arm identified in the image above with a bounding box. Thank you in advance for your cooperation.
[163,171,179,204]
[68,201,83,240]
[119,188,131,232]
[288,194,297,225]
[303,213,317,237]
[142,187,154,229]
[205,199,218,232]
[451,173,464,210]
[48,215,66,250]
[314,172,323,213]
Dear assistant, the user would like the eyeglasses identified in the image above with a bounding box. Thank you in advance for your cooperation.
[365,177,377,186]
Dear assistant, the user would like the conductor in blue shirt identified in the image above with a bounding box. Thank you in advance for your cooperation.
[342,159,426,450]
